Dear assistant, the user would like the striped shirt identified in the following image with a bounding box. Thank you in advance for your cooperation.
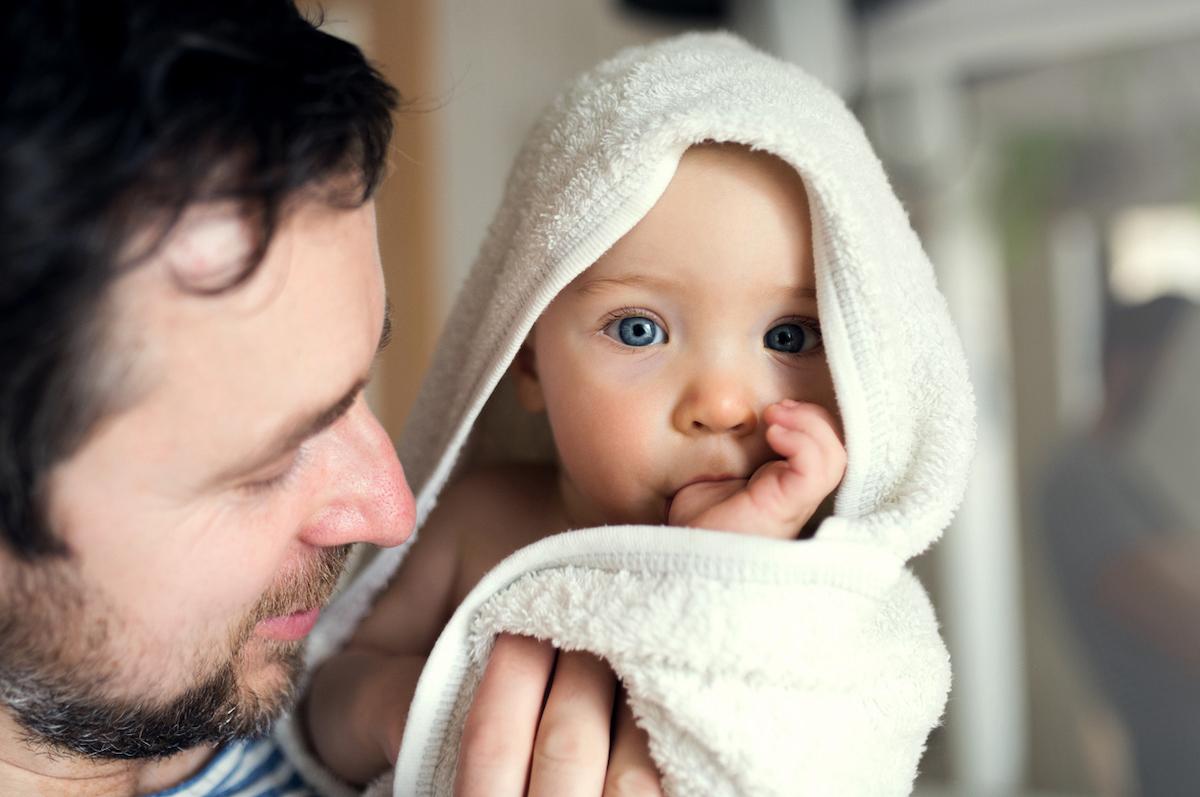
[149,737,318,797]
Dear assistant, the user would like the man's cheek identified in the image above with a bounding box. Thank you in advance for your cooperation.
[160,528,283,629]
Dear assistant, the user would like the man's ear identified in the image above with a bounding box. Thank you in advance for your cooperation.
[513,339,545,413]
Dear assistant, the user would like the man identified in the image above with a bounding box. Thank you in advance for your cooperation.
[1,3,660,795]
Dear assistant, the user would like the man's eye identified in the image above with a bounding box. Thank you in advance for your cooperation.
[241,451,304,495]
[604,316,667,347]
[244,469,292,494]
[764,321,821,354]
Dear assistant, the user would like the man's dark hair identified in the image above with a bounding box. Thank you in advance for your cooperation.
[0,1,398,559]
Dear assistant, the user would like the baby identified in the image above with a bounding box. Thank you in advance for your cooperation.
[306,140,847,783]
[287,31,974,797]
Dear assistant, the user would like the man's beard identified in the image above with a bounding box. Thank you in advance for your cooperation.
[0,544,350,759]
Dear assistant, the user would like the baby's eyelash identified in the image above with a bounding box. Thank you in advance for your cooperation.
[596,306,664,331]
[775,315,821,333]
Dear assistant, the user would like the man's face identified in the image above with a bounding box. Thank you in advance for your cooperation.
[523,145,840,527]
[0,199,414,756]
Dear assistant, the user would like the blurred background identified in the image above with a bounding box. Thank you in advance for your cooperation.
[315,1,1200,794]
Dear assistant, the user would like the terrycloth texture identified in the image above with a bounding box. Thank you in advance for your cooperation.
[277,31,974,797]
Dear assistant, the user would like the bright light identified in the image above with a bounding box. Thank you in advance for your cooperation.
[1109,204,1200,303]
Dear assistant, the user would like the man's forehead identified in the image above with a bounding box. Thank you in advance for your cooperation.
[112,199,375,343]
[160,203,260,293]
[89,201,385,485]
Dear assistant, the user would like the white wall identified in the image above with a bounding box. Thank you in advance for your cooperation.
[430,0,686,313]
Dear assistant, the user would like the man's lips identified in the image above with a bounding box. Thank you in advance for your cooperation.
[255,607,321,642]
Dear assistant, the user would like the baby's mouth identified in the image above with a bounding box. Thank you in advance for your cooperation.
[664,474,745,524]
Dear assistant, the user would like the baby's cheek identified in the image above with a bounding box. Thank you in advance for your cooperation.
[567,430,654,510]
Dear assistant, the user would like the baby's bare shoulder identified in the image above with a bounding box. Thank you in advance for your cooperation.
[442,462,559,530]
[438,462,564,599]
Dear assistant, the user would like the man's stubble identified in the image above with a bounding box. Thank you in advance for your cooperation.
[0,543,349,759]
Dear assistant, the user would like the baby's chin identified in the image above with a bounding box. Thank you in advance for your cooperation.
[582,496,679,528]
[579,481,743,527]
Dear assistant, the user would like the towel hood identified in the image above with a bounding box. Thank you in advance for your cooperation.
[399,31,975,562]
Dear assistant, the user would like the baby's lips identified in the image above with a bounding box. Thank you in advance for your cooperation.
[666,477,747,526]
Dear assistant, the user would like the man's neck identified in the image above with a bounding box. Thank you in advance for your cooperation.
[0,711,216,796]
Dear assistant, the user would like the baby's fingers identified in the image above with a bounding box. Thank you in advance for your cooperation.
[762,399,842,441]
[763,401,846,482]
[765,424,828,481]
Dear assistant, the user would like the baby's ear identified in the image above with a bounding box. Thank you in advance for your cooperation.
[513,339,545,413]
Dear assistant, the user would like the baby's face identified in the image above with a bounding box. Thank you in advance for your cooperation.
[522,144,839,527]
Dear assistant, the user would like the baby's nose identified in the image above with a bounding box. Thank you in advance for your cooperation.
[672,377,758,437]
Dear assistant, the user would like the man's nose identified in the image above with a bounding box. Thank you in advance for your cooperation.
[298,397,415,550]
[671,371,758,437]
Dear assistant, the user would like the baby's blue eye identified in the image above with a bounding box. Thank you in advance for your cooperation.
[611,316,666,347]
[764,322,819,354]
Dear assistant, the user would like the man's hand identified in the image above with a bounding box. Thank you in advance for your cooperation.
[455,634,664,796]
[668,399,845,539]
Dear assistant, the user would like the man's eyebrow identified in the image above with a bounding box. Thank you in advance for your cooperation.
[220,303,391,484]
[377,299,393,354]
[222,378,367,483]
[280,379,366,457]
[270,303,392,460]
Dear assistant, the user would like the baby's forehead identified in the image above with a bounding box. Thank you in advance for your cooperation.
[554,259,817,313]
[543,143,816,313]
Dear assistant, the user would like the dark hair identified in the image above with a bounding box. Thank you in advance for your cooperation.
[0,1,398,559]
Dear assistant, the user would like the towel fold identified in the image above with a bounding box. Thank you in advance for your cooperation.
[277,31,975,797]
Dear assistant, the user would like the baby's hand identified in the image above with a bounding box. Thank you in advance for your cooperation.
[667,400,846,539]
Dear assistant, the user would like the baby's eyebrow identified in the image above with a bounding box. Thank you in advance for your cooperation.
[574,274,817,299]
[573,274,676,295]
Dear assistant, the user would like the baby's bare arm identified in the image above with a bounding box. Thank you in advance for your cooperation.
[305,482,466,784]
[304,467,556,784]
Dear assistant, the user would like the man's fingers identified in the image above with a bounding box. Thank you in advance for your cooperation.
[455,634,556,797]
[527,650,617,797]
[604,691,664,797]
